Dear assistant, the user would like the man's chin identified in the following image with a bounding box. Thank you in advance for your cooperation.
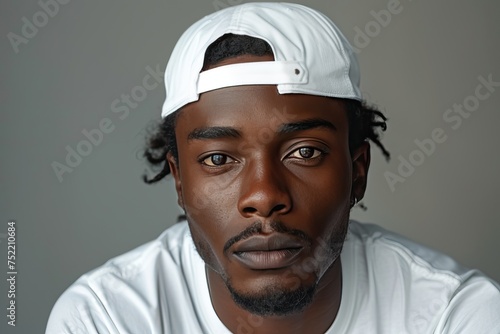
[226,279,317,317]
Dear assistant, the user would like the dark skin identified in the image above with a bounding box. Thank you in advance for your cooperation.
[167,55,370,333]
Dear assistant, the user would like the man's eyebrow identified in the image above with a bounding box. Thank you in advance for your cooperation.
[277,118,337,135]
[187,126,241,141]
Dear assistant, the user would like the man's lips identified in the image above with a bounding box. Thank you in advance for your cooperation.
[232,234,305,270]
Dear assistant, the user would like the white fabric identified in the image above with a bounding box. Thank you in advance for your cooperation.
[161,2,362,118]
[197,61,307,94]
[46,221,500,334]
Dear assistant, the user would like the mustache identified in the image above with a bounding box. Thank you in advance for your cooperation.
[223,221,311,253]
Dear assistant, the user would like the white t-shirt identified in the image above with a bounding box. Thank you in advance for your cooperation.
[46,221,500,334]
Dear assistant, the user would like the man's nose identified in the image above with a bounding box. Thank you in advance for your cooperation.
[237,157,292,219]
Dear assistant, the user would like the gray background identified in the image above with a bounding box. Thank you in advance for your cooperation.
[1,0,499,332]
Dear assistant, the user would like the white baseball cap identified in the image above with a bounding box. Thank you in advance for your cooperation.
[161,2,361,118]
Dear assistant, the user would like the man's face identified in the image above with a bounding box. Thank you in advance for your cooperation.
[168,55,369,316]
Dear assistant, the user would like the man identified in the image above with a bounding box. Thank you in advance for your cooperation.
[46,3,500,333]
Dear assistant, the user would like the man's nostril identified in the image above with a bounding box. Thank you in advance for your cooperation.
[243,207,257,214]
[273,204,286,212]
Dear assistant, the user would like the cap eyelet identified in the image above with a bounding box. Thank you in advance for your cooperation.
[295,69,300,75]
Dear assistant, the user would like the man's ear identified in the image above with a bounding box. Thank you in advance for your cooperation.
[351,141,371,203]
[167,152,184,209]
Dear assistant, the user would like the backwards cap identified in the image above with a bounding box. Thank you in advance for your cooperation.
[161,2,361,118]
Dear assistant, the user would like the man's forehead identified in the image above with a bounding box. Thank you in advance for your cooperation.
[176,85,348,139]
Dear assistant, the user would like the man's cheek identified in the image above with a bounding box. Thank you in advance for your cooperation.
[188,221,227,270]
[184,173,237,212]
[183,184,221,220]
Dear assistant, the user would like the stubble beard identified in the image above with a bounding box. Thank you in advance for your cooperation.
[187,212,351,317]
[224,217,350,317]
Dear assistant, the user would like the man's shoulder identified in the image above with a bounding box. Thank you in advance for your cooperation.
[78,221,192,283]
[71,221,195,292]
[336,221,500,333]
[345,220,500,306]
[46,222,201,334]
[347,220,474,280]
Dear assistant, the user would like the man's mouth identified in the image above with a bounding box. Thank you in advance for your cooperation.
[232,234,305,270]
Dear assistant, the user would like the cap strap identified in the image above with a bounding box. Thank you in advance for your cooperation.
[197,61,307,94]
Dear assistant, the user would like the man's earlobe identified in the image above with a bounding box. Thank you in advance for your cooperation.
[167,153,184,209]
[351,142,371,203]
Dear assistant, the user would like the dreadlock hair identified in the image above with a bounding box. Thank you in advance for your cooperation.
[142,34,390,184]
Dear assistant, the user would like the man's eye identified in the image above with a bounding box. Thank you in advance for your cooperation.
[201,154,234,166]
[288,147,323,159]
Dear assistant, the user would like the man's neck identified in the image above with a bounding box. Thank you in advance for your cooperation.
[206,260,343,334]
